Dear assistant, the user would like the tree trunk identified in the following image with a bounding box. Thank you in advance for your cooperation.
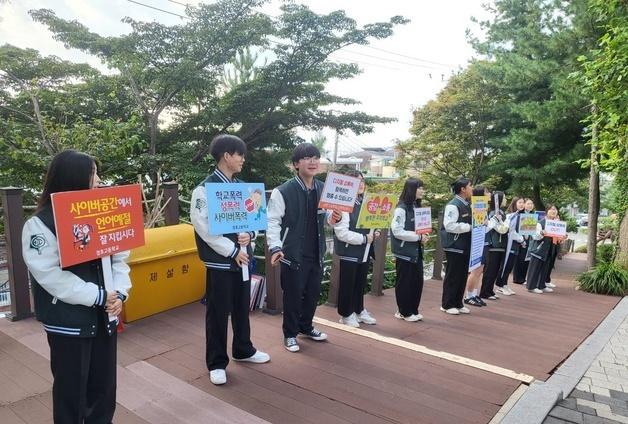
[618,209,628,268]
[586,117,600,270]
[148,114,158,156]
[532,184,544,212]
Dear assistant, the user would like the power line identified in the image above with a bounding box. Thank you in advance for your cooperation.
[361,45,457,68]
[127,0,188,18]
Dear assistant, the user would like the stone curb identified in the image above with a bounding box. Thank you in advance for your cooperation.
[501,296,628,424]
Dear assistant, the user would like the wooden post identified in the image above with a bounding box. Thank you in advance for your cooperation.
[262,190,282,314]
[370,229,388,296]
[432,211,444,280]
[326,253,340,307]
[162,182,180,226]
[263,242,282,314]
[0,188,33,321]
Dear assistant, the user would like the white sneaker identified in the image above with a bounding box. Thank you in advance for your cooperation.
[543,287,554,293]
[496,287,512,296]
[458,307,470,314]
[339,313,360,328]
[506,286,516,295]
[233,350,270,364]
[440,307,460,315]
[210,369,227,385]
[394,311,404,319]
[529,288,543,294]
[405,314,423,322]
[357,309,377,325]
[546,282,556,288]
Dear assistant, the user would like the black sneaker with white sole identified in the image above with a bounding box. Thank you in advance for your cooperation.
[299,328,328,341]
[464,297,483,307]
[475,296,487,306]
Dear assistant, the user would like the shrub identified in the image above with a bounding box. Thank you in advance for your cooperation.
[575,245,587,253]
[577,262,628,296]
[566,217,578,233]
[597,244,616,264]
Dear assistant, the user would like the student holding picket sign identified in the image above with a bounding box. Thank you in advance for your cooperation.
[330,170,381,327]
[22,150,132,423]
[391,177,428,322]
[513,198,535,284]
[191,135,270,386]
[526,204,567,293]
[480,191,512,299]
[495,197,526,295]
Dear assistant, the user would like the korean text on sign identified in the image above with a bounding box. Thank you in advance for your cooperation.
[318,172,361,213]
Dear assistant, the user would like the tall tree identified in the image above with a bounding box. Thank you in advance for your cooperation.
[468,0,596,207]
[395,61,508,194]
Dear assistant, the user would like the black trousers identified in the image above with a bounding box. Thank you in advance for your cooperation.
[496,250,518,287]
[527,257,550,290]
[281,259,322,338]
[47,315,117,424]
[205,269,256,371]
[395,259,424,316]
[442,251,469,309]
[337,260,369,317]
[546,247,558,283]
[512,245,529,283]
[481,250,504,298]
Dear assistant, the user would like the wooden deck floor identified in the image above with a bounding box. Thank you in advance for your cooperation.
[0,253,621,423]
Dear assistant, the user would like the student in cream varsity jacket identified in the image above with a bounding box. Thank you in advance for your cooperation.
[329,170,379,328]
[390,177,428,322]
[190,135,269,387]
[22,150,130,424]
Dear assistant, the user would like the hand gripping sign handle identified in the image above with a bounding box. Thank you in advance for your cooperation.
[101,256,117,322]
[362,229,374,263]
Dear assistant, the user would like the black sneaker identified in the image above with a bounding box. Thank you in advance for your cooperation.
[464,297,483,307]
[299,328,328,341]
[475,296,487,306]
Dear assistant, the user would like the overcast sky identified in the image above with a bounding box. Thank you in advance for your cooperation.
[0,0,491,156]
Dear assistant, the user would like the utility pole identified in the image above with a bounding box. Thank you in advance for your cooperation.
[332,131,339,170]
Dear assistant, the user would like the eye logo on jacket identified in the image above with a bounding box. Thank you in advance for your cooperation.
[30,234,47,254]
[195,198,207,211]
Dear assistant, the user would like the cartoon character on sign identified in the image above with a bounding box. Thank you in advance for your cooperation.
[72,223,93,251]
[380,197,392,214]
[245,188,266,220]
[367,197,380,214]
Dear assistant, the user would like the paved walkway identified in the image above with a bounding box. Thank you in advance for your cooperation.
[545,313,628,424]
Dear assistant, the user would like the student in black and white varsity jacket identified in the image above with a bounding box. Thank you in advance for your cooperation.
[21,150,131,424]
[330,170,380,328]
[190,134,270,386]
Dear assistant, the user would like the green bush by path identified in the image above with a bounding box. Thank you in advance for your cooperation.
[577,262,628,296]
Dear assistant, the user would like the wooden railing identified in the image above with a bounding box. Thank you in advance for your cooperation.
[0,184,445,319]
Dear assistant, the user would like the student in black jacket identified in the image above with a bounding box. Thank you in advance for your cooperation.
[440,177,473,315]
[330,170,380,327]
[391,178,428,322]
[22,150,131,423]
[513,198,535,284]
[191,135,270,386]
[527,205,566,293]
[267,143,332,353]
[480,191,510,300]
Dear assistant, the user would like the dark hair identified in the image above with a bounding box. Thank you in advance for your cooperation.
[472,185,486,196]
[506,196,523,213]
[209,134,247,162]
[399,177,424,207]
[488,191,505,211]
[450,177,471,195]
[546,203,558,212]
[291,143,320,165]
[344,169,364,179]
[38,150,96,210]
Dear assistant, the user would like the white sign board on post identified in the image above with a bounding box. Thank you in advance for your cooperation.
[414,207,432,234]
[545,220,567,238]
[318,172,361,213]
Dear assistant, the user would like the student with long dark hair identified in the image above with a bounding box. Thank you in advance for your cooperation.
[527,204,565,293]
[495,197,525,295]
[440,177,473,315]
[463,186,489,307]
[480,191,511,299]
[22,150,131,423]
[391,177,427,321]
[191,135,270,386]
[331,170,379,327]
[513,198,535,284]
